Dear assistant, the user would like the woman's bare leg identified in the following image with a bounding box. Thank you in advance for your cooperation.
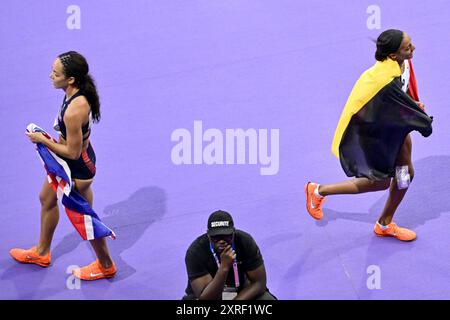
[316,135,413,226]
[377,134,414,225]
[37,179,59,255]
[318,177,391,196]
[74,178,114,268]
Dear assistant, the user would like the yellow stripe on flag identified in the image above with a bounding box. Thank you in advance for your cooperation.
[331,58,401,158]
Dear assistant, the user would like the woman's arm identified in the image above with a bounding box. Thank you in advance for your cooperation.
[26,99,86,160]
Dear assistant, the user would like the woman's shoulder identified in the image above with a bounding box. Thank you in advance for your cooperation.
[67,94,89,112]
[64,95,90,120]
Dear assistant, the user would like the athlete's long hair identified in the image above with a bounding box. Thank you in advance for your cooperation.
[374,29,404,62]
[58,51,101,122]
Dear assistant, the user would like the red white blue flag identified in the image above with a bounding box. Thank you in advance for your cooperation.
[27,123,116,241]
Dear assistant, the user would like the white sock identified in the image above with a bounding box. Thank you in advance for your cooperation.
[377,221,389,229]
[314,185,323,198]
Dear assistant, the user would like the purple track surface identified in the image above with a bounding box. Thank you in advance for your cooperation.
[1,0,449,299]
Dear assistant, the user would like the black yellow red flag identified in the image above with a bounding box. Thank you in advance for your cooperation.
[331,58,432,179]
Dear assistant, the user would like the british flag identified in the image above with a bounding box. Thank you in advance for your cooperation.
[27,123,116,241]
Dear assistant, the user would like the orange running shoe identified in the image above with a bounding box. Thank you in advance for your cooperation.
[72,260,116,281]
[9,246,51,267]
[374,222,416,241]
[305,182,325,220]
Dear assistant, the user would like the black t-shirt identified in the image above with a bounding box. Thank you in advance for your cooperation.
[184,229,264,296]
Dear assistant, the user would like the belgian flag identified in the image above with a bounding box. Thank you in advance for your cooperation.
[331,58,433,180]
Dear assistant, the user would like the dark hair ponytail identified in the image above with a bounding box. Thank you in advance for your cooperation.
[80,74,101,123]
[375,47,389,61]
[374,29,404,62]
[58,51,101,123]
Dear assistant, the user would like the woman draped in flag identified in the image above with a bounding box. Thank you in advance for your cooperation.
[305,29,433,241]
[10,51,117,280]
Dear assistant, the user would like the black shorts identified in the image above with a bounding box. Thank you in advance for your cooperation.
[61,143,96,180]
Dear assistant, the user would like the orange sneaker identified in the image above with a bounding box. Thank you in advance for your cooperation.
[72,260,116,281]
[305,182,325,220]
[9,246,51,267]
[374,222,416,241]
